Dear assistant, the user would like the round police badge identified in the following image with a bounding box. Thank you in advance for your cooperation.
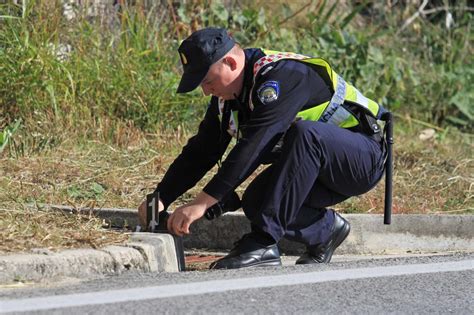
[257,81,280,104]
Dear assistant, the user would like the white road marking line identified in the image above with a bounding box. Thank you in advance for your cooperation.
[1,260,473,313]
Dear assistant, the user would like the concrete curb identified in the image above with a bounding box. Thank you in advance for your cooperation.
[186,212,474,255]
[0,233,179,285]
[7,205,469,285]
[55,206,473,255]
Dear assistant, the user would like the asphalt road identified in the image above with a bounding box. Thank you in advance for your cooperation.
[1,253,473,314]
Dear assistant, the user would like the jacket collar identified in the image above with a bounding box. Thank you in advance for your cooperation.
[234,48,265,109]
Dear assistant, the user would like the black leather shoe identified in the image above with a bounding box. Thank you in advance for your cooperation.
[296,212,350,264]
[210,233,281,269]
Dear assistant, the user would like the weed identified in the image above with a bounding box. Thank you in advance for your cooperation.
[1,1,472,135]
[0,119,21,153]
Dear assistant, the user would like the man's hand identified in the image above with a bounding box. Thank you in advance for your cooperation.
[167,192,218,236]
[137,197,164,228]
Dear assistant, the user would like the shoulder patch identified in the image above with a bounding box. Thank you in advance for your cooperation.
[257,80,280,104]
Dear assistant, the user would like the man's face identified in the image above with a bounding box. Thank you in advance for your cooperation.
[200,57,241,100]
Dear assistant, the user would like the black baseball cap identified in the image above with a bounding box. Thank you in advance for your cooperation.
[176,28,235,93]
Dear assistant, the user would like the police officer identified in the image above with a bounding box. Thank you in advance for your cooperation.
[138,27,387,269]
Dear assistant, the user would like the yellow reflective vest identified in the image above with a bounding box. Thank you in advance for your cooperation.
[252,49,385,129]
[218,49,387,138]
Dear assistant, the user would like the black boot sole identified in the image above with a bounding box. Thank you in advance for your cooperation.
[210,258,282,270]
[246,259,282,268]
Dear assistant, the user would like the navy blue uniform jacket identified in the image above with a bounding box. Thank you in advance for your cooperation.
[156,48,338,209]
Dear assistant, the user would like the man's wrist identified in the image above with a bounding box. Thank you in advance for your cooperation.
[193,191,218,209]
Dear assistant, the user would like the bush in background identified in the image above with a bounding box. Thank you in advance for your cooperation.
[0,0,472,143]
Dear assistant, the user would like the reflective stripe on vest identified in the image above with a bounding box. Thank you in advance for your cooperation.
[251,49,382,128]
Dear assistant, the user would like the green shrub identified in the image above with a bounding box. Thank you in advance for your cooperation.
[0,0,472,143]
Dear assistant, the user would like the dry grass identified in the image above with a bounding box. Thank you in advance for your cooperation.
[340,123,473,215]
[0,206,129,253]
[0,121,472,253]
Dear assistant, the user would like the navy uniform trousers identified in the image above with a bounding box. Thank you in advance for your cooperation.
[241,120,386,247]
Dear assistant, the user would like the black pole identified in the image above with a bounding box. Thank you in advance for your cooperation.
[382,112,393,225]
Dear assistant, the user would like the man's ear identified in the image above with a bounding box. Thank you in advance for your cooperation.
[223,56,238,71]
